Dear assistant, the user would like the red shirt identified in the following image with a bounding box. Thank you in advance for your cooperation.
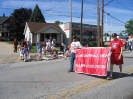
[13,40,17,46]
[109,39,123,53]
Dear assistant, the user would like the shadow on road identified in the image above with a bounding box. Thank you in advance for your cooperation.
[85,71,133,80]
[123,56,133,58]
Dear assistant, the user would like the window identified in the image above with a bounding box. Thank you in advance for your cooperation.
[3,23,8,28]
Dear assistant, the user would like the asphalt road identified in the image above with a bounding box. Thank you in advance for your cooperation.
[0,51,133,99]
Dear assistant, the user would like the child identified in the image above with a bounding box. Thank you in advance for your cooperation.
[23,45,29,62]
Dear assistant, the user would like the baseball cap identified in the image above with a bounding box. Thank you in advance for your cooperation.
[112,33,117,37]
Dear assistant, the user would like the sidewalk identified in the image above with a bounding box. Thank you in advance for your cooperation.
[0,42,20,64]
[0,42,38,64]
[0,42,64,64]
[0,41,131,64]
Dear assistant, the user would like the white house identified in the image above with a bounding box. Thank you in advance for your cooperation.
[24,22,64,44]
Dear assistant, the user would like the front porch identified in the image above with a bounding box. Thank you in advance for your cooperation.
[31,32,63,45]
[0,28,9,41]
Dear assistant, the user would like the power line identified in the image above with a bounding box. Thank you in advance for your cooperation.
[101,9,126,24]
[0,5,126,26]
[0,0,127,26]
[105,9,133,16]
[107,13,125,24]
[0,6,14,10]
[103,0,113,7]
[115,0,133,13]
[45,0,62,12]
[32,0,97,9]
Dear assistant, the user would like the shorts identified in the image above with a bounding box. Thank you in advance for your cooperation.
[110,53,123,65]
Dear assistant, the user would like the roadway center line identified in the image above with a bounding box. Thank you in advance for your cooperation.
[45,67,133,99]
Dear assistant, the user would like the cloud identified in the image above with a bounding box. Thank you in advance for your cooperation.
[0,0,129,32]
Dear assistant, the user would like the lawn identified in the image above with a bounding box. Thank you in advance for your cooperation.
[6,41,60,53]
[30,46,37,53]
[7,41,13,44]
[30,46,61,53]
[7,41,20,45]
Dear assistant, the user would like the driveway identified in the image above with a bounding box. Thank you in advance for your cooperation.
[0,42,20,64]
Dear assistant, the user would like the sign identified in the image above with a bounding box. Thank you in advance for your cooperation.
[75,47,111,76]
[72,23,97,30]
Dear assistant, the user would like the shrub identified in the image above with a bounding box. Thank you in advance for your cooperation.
[82,41,97,47]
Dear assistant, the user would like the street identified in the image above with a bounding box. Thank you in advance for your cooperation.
[0,50,133,99]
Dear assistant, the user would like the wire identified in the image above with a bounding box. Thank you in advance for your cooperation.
[100,8,126,24]
[105,9,133,16]
[115,0,133,13]
[103,0,113,7]
[45,0,62,12]
[0,0,127,26]
[43,12,124,26]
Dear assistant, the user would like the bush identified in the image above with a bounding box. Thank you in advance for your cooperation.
[82,41,97,47]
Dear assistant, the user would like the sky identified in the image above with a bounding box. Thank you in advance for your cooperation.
[0,0,133,34]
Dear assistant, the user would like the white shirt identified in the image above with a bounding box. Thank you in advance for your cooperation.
[46,41,51,46]
[70,41,82,53]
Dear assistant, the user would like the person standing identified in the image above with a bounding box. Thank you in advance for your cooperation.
[27,39,32,59]
[68,36,82,72]
[13,39,18,52]
[107,33,124,80]
[27,39,32,51]
[36,39,42,61]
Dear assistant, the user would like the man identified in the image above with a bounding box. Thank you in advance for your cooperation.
[68,36,82,72]
[107,33,124,80]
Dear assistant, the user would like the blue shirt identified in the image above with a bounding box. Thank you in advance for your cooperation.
[36,42,42,52]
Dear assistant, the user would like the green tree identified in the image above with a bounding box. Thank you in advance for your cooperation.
[104,33,109,36]
[125,19,133,35]
[7,8,32,40]
[54,20,63,25]
[29,4,46,22]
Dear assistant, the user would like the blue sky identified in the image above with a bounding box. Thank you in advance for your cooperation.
[0,0,133,34]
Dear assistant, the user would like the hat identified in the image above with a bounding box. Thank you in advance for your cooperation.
[112,33,117,37]
[72,35,77,39]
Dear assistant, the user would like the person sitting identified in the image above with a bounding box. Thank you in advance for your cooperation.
[61,43,68,55]
[45,45,51,51]
[64,50,71,60]
[63,44,71,60]
[46,39,51,47]
[52,52,58,59]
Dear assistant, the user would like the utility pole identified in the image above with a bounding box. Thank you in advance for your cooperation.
[101,0,104,47]
[97,0,100,47]
[69,0,72,43]
[80,0,84,44]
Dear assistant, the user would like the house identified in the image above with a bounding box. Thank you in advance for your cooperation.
[24,22,64,44]
[0,14,11,40]
[60,22,97,45]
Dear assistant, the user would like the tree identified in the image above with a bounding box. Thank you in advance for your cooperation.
[7,8,32,40]
[119,33,123,36]
[125,19,133,35]
[54,20,63,25]
[104,33,109,36]
[29,4,46,23]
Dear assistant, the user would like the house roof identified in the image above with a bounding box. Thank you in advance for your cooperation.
[0,16,9,24]
[0,28,8,32]
[26,22,64,33]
